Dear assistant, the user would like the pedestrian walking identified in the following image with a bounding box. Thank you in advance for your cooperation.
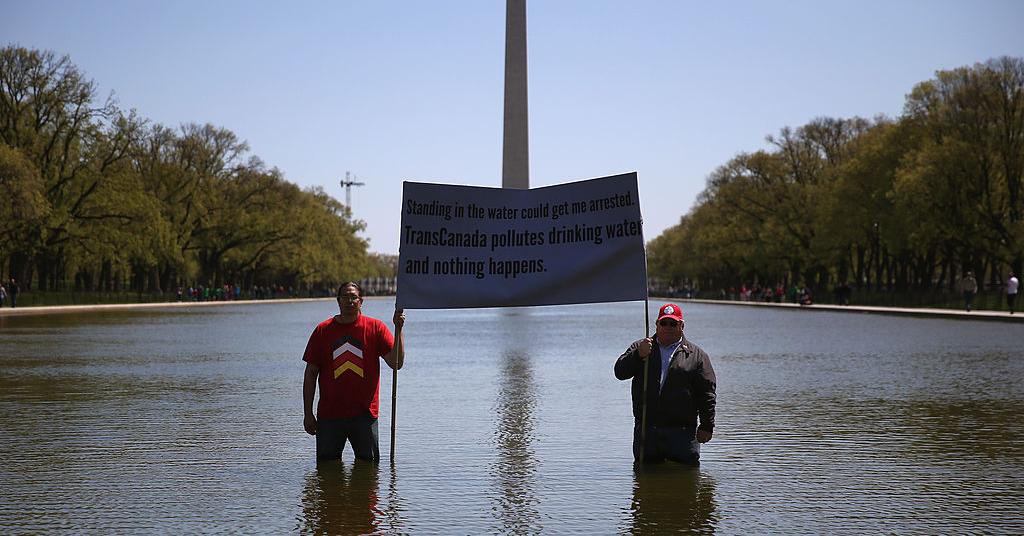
[1007,272,1019,315]
[7,278,18,308]
[959,271,978,312]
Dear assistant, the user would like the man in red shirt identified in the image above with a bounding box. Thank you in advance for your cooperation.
[303,282,405,461]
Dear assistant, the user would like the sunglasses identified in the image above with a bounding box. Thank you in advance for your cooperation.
[658,319,680,328]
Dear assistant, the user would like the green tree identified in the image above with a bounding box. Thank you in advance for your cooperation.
[0,46,140,289]
[0,143,49,274]
[898,57,1024,279]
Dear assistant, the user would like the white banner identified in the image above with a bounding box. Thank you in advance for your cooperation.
[396,173,647,309]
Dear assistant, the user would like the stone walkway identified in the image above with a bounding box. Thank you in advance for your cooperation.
[0,297,333,317]
[1,296,1022,323]
[674,298,1024,323]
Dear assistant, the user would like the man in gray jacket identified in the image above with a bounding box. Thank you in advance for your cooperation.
[615,303,716,464]
[959,271,978,312]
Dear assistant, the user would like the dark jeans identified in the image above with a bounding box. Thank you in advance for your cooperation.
[633,423,700,464]
[316,413,379,462]
[1009,293,1018,314]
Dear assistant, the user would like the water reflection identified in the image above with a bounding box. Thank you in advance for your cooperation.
[378,464,404,534]
[629,465,718,534]
[299,461,381,535]
[491,349,540,534]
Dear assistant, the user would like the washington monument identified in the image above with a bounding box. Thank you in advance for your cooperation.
[502,0,528,189]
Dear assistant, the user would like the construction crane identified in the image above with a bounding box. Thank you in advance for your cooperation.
[340,171,365,214]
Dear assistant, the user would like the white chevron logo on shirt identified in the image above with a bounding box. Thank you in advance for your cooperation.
[333,342,363,361]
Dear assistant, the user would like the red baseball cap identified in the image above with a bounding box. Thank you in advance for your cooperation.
[657,303,683,323]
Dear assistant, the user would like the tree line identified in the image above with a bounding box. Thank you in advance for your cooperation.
[648,57,1024,298]
[1,46,391,295]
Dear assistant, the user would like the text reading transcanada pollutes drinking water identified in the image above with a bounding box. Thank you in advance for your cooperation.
[396,173,647,309]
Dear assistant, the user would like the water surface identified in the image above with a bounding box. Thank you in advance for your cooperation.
[2,300,1022,533]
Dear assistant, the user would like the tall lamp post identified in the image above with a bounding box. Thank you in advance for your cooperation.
[340,171,365,216]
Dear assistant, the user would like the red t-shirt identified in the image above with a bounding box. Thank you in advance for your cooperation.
[303,314,394,419]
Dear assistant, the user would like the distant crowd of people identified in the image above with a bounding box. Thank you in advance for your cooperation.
[664,272,1021,313]
[662,281,820,305]
[176,284,298,302]
[717,283,821,306]
[0,278,375,308]
[174,277,397,302]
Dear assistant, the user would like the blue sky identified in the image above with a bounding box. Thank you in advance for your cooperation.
[4,1,1022,254]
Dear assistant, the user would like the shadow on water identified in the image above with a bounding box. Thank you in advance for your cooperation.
[298,461,383,535]
[491,348,540,534]
[629,465,718,534]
